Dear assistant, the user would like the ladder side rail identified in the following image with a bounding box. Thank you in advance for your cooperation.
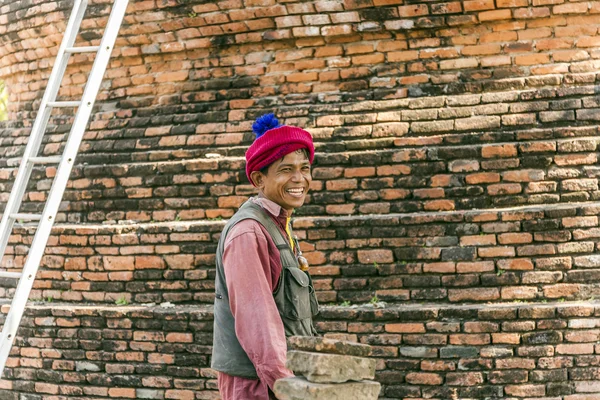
[0,0,89,264]
[0,0,130,375]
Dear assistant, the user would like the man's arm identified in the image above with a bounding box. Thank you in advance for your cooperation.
[222,221,293,390]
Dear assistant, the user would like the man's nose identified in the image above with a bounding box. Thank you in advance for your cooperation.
[291,169,302,181]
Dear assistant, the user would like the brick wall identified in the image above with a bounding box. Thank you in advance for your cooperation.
[2,302,600,399]
[0,305,220,400]
[3,201,600,306]
[320,301,600,399]
[2,0,600,223]
[3,0,600,398]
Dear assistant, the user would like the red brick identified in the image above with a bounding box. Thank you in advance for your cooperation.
[166,390,195,400]
[424,200,455,211]
[492,333,521,344]
[497,258,534,270]
[481,56,512,67]
[35,383,59,394]
[423,262,456,273]
[553,2,588,14]
[556,343,594,355]
[421,360,456,371]
[462,44,501,56]
[457,261,495,273]
[479,246,516,258]
[464,0,494,11]
[326,179,357,191]
[431,2,462,14]
[386,323,426,333]
[488,184,522,196]
[414,188,445,199]
[501,286,539,300]
[357,250,394,264]
[406,372,444,385]
[148,353,175,364]
[555,153,598,166]
[497,0,528,6]
[562,216,598,228]
[460,235,496,246]
[352,53,385,65]
[448,288,500,302]
[513,6,551,18]
[103,256,135,271]
[504,384,545,397]
[515,54,551,65]
[446,372,484,386]
[343,0,374,9]
[496,358,536,370]
[326,204,356,215]
[543,284,582,298]
[479,9,512,21]
[321,24,353,36]
[518,27,552,40]
[398,4,429,17]
[344,167,376,178]
[166,333,193,343]
[498,233,533,244]
[449,334,491,345]
[578,36,600,48]
[466,172,500,184]
[482,144,517,158]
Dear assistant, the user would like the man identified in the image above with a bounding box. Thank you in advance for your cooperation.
[212,114,319,399]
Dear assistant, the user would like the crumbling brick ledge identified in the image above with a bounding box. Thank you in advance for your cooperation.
[0,301,599,399]
[4,199,600,307]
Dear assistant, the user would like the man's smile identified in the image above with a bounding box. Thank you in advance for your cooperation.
[285,187,305,198]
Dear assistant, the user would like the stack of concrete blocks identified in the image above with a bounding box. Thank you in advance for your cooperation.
[274,336,381,400]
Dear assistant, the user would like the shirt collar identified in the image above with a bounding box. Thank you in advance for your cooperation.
[252,195,290,219]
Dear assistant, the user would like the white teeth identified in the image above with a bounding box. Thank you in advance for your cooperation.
[286,188,304,196]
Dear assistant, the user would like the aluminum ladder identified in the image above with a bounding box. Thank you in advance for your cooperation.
[0,0,129,377]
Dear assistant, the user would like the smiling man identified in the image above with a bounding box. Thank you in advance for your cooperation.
[212,114,319,400]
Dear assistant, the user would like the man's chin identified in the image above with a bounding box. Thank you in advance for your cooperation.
[284,197,306,211]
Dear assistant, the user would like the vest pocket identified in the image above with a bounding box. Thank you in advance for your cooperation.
[284,267,312,320]
[309,285,319,317]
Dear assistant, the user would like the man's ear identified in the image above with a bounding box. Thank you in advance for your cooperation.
[250,170,265,189]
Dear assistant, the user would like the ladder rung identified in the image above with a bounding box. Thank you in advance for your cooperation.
[29,157,62,164]
[65,46,100,53]
[13,223,39,229]
[0,272,22,279]
[9,214,42,221]
[47,101,81,108]
[6,157,62,166]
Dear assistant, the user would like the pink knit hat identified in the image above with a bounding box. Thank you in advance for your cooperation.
[245,114,315,186]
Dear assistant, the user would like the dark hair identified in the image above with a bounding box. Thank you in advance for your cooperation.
[259,148,310,175]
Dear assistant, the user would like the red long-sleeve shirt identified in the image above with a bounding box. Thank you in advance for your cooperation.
[217,197,295,400]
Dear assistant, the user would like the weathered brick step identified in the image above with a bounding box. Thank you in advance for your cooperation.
[4,136,396,168]
[71,122,600,164]
[1,200,600,305]
[0,303,218,399]
[4,130,600,223]
[317,300,600,400]
[4,301,600,400]
[1,220,224,305]
[4,85,600,165]
[12,115,600,166]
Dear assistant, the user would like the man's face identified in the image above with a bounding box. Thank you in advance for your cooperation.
[252,150,312,214]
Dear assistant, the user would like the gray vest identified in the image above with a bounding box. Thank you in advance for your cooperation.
[211,201,319,379]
